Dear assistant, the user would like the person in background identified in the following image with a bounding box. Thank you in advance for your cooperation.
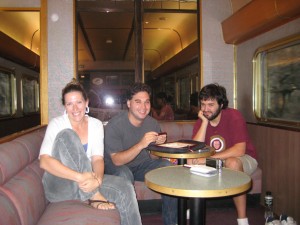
[187,92,199,120]
[39,80,142,225]
[88,88,102,108]
[188,83,257,225]
[152,91,174,120]
[104,82,178,225]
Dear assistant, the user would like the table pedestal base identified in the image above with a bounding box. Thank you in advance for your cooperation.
[178,158,188,225]
[178,198,187,225]
[190,198,206,225]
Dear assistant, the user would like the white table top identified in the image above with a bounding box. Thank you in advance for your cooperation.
[145,165,251,198]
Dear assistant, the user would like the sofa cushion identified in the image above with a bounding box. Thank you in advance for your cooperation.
[38,200,120,225]
[0,141,30,185]
[0,127,46,185]
[13,127,47,162]
[134,181,161,200]
[0,163,47,225]
[159,121,195,142]
[0,192,21,225]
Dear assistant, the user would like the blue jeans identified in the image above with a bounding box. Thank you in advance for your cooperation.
[105,157,178,225]
[42,129,142,225]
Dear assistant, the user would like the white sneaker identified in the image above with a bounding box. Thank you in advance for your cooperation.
[266,220,280,225]
[237,218,249,225]
[287,217,297,225]
[266,216,275,225]
[272,220,280,225]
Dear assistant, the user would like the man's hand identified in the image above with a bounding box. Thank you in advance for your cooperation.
[140,132,160,148]
[156,133,167,145]
[198,110,208,122]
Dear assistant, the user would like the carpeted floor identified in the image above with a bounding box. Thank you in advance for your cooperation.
[142,206,265,225]
[141,195,265,225]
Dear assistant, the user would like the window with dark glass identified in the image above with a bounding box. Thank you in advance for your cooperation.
[0,68,16,117]
[253,34,300,127]
[21,75,39,114]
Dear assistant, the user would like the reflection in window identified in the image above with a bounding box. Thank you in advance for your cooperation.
[178,76,190,110]
[254,34,300,126]
[21,76,39,114]
[0,68,16,117]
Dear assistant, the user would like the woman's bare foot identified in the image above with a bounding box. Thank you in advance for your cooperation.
[88,192,115,210]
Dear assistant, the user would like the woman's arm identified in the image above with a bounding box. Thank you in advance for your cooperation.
[91,155,105,186]
[40,154,93,183]
[75,155,104,193]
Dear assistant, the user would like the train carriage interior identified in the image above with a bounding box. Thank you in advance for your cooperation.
[0,0,300,225]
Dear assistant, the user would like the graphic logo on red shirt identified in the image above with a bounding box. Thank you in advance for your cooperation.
[210,136,225,152]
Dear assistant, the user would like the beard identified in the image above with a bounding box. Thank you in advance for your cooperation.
[204,105,222,121]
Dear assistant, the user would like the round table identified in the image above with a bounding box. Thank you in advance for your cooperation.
[149,146,215,165]
[149,146,215,225]
[145,166,251,225]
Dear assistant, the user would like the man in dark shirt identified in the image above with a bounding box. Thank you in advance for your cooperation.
[104,82,177,225]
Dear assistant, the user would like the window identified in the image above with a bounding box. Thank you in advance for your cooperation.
[0,68,16,117]
[21,75,39,114]
[253,34,300,127]
[106,75,119,86]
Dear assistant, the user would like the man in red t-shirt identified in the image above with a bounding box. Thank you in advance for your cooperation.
[189,83,258,225]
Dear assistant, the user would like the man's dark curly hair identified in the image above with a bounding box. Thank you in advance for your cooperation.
[126,82,152,100]
[198,83,229,109]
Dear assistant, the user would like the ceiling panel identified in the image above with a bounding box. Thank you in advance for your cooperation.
[0,11,40,55]
[0,1,199,72]
[0,1,256,73]
[77,0,198,71]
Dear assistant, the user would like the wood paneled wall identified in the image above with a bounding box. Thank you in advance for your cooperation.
[222,0,300,44]
[247,123,300,222]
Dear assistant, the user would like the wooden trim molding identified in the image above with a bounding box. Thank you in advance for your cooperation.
[40,0,48,125]
[0,125,46,144]
[0,31,40,72]
[247,122,300,132]
[150,40,198,79]
[222,0,300,44]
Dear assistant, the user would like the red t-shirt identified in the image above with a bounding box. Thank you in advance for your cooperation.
[192,108,256,159]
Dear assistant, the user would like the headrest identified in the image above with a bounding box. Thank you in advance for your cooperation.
[0,127,46,185]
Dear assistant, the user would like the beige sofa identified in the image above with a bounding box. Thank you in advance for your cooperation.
[0,120,261,225]
[0,126,120,225]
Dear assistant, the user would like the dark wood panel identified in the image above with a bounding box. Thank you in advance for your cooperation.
[150,40,198,79]
[0,31,40,72]
[247,123,300,222]
[0,114,41,138]
[222,0,300,44]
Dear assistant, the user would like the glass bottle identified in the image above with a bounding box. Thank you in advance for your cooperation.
[264,191,274,219]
